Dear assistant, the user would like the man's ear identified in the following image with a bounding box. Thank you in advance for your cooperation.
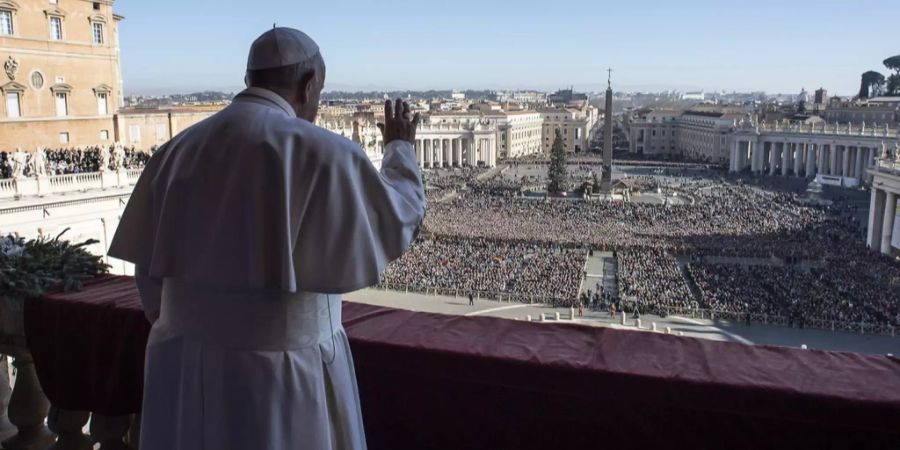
[298,71,316,104]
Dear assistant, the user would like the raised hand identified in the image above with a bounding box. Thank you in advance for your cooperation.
[377,98,421,145]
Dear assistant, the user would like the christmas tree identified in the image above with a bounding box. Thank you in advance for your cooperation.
[546,129,568,193]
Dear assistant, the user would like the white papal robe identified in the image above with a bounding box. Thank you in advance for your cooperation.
[108,87,425,450]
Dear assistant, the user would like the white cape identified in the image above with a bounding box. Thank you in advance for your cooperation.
[110,87,425,294]
[108,87,425,450]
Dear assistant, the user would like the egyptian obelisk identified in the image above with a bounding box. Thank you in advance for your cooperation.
[601,69,614,192]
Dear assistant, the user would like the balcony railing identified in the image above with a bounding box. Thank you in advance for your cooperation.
[5,277,897,449]
[874,155,900,176]
[0,169,143,201]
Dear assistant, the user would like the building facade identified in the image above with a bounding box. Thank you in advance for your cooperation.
[114,107,220,150]
[540,108,595,153]
[628,109,738,164]
[494,111,542,159]
[0,0,123,150]
[823,98,900,126]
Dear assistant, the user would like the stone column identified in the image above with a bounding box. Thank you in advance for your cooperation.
[855,147,865,180]
[422,140,430,167]
[487,137,496,167]
[817,144,826,175]
[729,142,738,172]
[769,142,778,175]
[882,191,897,256]
[806,144,816,178]
[867,148,876,184]
[750,141,760,173]
[846,147,855,179]
[782,142,791,176]
[842,145,851,177]
[454,139,462,167]
[739,143,747,171]
[829,145,839,175]
[431,139,444,167]
[869,188,886,252]
[794,143,804,176]
[415,140,423,168]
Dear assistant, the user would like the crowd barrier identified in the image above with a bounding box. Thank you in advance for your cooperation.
[375,284,898,337]
[658,305,897,337]
[374,283,574,307]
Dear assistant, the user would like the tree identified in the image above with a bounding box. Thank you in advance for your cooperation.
[546,129,568,193]
[858,71,886,99]
[884,55,900,95]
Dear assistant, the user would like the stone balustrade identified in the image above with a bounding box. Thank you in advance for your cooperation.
[0,170,143,201]
[756,122,898,138]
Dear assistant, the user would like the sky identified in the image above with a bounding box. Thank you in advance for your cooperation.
[117,0,900,96]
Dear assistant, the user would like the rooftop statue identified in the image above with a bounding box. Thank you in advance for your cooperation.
[99,145,111,172]
[31,147,47,177]
[11,148,27,178]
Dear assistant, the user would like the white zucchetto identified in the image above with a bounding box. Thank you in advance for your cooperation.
[247,27,320,70]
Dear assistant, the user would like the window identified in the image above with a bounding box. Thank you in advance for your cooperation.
[55,92,68,116]
[97,92,108,115]
[156,124,167,141]
[92,22,103,44]
[129,125,141,142]
[100,130,109,141]
[50,16,61,40]
[0,10,11,35]
[93,2,100,10]
[5,92,20,118]
[59,132,69,144]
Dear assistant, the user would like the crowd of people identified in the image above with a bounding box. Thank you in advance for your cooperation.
[618,249,697,313]
[687,251,900,327]
[0,146,152,179]
[383,161,900,328]
[423,183,838,259]
[381,236,586,305]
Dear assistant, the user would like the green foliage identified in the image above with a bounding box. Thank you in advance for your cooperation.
[0,229,109,299]
[883,55,900,73]
[546,129,568,193]
[888,74,900,96]
[858,71,886,99]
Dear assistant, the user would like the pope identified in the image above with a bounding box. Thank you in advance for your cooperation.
[108,27,426,450]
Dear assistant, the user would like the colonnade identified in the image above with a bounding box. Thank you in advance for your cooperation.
[730,139,878,184]
[413,136,496,169]
[867,184,899,256]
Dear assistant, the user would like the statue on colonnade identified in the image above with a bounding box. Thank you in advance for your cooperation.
[112,142,126,170]
[99,145,111,172]
[11,148,27,178]
[31,147,47,177]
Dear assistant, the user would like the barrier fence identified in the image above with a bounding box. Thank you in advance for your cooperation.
[373,283,897,337]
